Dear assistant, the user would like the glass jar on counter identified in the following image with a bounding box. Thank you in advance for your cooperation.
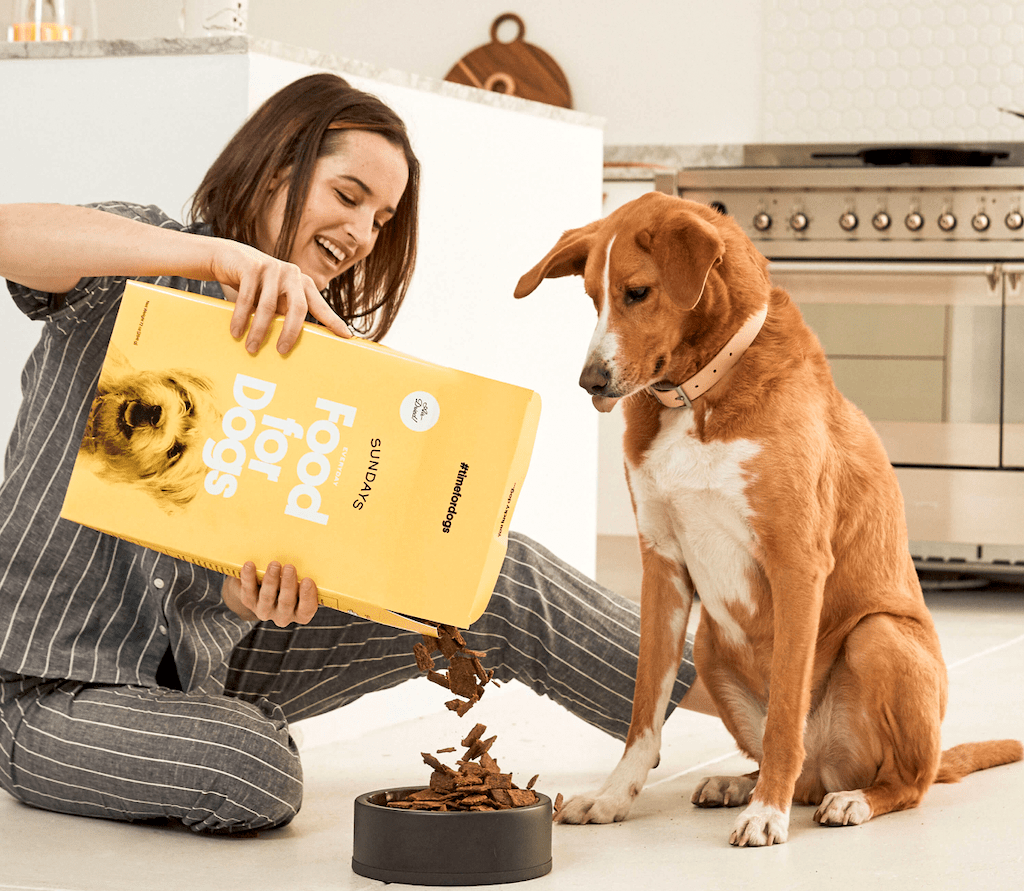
[7,0,96,41]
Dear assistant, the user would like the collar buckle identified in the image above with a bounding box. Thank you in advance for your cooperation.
[646,304,768,410]
[652,384,692,409]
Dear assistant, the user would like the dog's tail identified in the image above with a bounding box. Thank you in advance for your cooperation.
[934,740,1023,784]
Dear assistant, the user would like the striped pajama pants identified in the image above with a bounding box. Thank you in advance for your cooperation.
[0,533,695,833]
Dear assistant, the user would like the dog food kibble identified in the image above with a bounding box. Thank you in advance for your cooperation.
[413,624,496,716]
[384,723,541,812]
[405,630,563,814]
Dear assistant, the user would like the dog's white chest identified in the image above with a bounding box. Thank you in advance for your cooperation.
[627,409,761,645]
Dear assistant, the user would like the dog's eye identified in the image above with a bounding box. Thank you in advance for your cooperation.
[166,442,185,466]
[168,381,195,417]
[624,287,650,305]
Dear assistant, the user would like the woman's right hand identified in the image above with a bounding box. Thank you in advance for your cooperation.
[208,239,353,355]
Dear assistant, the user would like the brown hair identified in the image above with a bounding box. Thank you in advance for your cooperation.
[190,72,420,340]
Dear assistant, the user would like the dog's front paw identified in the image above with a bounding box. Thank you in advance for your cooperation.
[554,789,635,825]
[729,801,790,847]
[691,774,756,808]
[813,790,871,826]
[556,737,658,825]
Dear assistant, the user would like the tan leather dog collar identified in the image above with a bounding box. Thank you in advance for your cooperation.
[648,305,768,409]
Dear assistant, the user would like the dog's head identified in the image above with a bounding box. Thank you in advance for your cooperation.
[515,193,770,412]
[80,347,221,512]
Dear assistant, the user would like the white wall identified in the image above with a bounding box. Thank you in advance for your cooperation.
[80,0,765,146]
[79,0,1024,146]
[1,54,249,209]
[245,0,765,145]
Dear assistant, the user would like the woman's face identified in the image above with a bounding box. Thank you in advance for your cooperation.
[258,130,410,291]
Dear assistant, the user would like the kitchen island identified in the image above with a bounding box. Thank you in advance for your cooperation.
[0,35,604,572]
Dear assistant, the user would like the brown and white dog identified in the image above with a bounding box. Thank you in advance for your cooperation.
[514,192,1022,846]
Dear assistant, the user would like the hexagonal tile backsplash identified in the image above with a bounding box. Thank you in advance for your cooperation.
[762,0,1024,143]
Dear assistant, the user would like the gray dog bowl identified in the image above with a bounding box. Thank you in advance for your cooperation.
[352,787,552,886]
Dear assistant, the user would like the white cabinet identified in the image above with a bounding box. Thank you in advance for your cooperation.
[0,40,604,572]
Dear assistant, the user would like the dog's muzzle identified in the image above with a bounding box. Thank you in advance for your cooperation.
[579,361,622,413]
[124,401,163,430]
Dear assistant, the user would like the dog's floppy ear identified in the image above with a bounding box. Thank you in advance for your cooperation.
[645,209,726,310]
[514,220,602,298]
[97,345,136,391]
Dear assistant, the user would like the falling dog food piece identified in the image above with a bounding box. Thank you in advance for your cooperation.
[384,724,542,812]
[413,624,495,715]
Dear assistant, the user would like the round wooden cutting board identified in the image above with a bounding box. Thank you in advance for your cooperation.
[444,14,573,109]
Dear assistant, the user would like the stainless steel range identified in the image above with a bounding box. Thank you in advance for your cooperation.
[656,143,1024,576]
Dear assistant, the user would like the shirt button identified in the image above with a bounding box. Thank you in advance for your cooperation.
[158,625,168,635]
[153,578,165,589]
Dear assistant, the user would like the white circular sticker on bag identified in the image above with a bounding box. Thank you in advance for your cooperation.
[400,391,440,431]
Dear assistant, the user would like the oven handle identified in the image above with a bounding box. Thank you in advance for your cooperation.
[768,260,1002,277]
[1002,263,1024,300]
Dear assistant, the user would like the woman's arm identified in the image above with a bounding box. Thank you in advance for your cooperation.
[0,203,352,353]
[0,203,217,293]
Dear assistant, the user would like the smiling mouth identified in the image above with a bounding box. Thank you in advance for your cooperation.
[316,236,346,267]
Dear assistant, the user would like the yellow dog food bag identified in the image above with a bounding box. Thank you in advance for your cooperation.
[60,280,541,635]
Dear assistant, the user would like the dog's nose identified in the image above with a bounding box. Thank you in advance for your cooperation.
[579,362,612,396]
[125,402,162,429]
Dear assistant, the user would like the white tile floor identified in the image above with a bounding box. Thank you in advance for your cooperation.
[2,536,1022,891]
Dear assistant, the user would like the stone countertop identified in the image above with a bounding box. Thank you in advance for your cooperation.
[0,35,604,129]
[604,143,745,178]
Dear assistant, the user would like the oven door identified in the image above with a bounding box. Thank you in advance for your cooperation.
[770,259,1024,565]
[769,260,1003,469]
[1001,262,1024,468]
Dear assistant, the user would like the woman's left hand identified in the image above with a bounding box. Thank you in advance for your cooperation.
[222,561,320,627]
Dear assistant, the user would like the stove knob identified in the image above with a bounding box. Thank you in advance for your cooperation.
[790,211,809,232]
[905,211,924,232]
[753,211,772,232]
[971,212,991,232]
[938,211,957,232]
[1006,210,1024,231]
[839,211,858,232]
[872,211,891,231]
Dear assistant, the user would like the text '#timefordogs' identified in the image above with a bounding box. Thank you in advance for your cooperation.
[442,463,469,533]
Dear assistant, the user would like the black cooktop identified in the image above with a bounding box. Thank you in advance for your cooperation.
[744,142,1024,169]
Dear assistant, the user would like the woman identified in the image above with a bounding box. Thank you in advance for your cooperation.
[0,73,701,834]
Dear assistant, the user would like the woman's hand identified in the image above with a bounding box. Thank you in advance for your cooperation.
[209,240,353,354]
[222,561,320,627]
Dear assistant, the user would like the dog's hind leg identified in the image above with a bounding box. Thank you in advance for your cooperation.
[692,770,759,807]
[556,543,693,825]
[810,613,945,827]
[691,659,766,808]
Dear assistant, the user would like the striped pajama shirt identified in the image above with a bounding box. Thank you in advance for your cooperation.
[0,203,695,833]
